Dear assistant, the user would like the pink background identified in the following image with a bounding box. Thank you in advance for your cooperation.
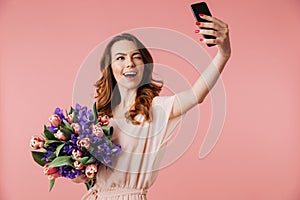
[1,0,300,199]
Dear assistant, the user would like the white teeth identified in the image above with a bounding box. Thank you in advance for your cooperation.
[123,72,137,77]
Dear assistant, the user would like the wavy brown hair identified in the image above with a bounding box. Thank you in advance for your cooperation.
[94,33,163,125]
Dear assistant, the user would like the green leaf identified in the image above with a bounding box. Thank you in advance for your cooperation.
[68,106,73,115]
[63,119,73,132]
[85,157,96,165]
[31,151,46,167]
[93,102,98,123]
[44,125,56,140]
[55,143,65,157]
[44,140,65,147]
[85,182,91,191]
[78,157,89,164]
[88,146,95,153]
[60,127,72,140]
[48,153,56,162]
[102,126,113,137]
[85,178,95,191]
[49,179,55,192]
[48,156,73,168]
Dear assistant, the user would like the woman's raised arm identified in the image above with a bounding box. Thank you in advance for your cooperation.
[170,14,231,119]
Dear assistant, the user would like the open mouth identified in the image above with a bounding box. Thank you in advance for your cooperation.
[123,71,137,78]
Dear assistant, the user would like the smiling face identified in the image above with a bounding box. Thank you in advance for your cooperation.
[110,40,145,90]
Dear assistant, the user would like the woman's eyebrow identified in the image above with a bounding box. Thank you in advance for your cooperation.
[114,52,126,57]
[114,51,141,57]
[132,52,141,56]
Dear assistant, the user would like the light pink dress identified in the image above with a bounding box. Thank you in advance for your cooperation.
[81,95,181,200]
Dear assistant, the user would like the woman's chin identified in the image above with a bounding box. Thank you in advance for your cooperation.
[117,81,141,90]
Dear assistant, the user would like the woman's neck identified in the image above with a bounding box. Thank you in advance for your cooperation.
[113,85,137,117]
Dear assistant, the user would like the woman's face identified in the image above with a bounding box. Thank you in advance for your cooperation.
[110,40,145,90]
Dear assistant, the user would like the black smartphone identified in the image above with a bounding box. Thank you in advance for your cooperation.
[191,2,216,47]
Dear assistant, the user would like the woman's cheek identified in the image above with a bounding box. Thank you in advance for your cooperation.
[112,64,123,82]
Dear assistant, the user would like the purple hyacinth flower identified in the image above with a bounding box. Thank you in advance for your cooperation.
[54,107,66,121]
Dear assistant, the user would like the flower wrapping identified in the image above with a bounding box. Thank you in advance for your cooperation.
[30,102,121,191]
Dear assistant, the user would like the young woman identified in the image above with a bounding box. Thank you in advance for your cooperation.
[76,14,231,200]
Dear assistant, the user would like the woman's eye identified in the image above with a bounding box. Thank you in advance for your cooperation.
[133,56,142,60]
[116,56,124,60]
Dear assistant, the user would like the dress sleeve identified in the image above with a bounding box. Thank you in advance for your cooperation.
[152,95,182,147]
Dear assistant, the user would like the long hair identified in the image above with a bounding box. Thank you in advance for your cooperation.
[94,33,163,125]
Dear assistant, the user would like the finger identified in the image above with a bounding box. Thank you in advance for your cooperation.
[196,22,221,31]
[201,38,221,45]
[196,26,229,39]
[198,29,220,38]
[199,14,228,28]
[195,27,228,39]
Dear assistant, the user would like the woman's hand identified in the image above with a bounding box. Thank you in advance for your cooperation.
[71,174,89,184]
[195,14,231,59]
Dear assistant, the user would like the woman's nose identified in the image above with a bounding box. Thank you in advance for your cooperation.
[125,57,135,68]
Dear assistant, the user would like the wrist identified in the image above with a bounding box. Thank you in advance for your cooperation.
[216,51,231,61]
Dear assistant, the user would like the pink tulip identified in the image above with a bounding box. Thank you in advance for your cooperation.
[54,130,67,141]
[76,139,81,146]
[30,136,45,150]
[67,113,73,123]
[80,138,90,149]
[47,171,61,180]
[49,114,61,127]
[72,149,82,160]
[91,123,104,137]
[85,164,97,179]
[43,163,59,176]
[71,123,80,134]
[98,115,110,126]
[74,160,83,170]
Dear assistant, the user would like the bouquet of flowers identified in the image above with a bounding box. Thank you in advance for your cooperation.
[30,103,121,191]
